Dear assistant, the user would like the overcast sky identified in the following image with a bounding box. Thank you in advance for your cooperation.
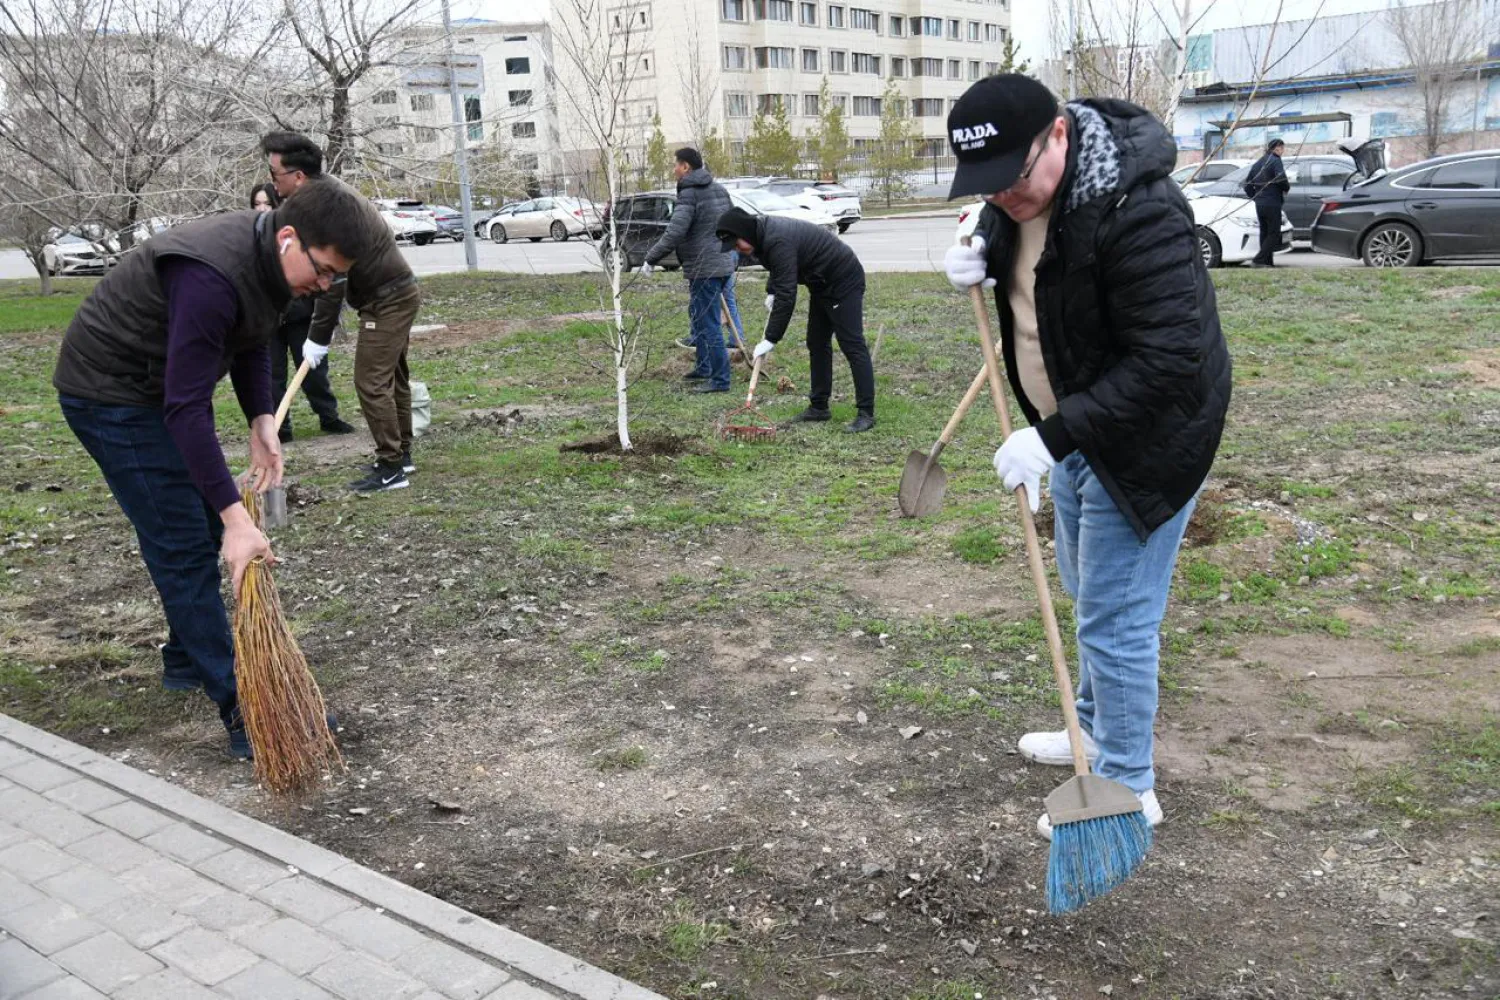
[468,0,1391,67]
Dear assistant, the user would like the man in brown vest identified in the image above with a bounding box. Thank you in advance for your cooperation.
[54,181,372,757]
[261,132,422,493]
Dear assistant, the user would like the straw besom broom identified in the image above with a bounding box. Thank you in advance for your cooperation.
[231,362,344,793]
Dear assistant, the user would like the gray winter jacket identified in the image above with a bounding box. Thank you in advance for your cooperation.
[645,167,735,279]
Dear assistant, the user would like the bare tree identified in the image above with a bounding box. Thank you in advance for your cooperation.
[551,0,657,452]
[0,0,281,287]
[1387,0,1491,159]
[676,7,720,149]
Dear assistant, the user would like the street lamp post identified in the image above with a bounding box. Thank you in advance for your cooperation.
[441,0,479,270]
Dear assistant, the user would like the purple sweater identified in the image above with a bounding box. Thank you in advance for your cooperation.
[159,258,274,513]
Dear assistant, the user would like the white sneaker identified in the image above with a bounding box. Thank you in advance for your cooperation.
[1037,788,1162,841]
[1017,728,1099,767]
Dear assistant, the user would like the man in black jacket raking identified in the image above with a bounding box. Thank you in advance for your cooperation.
[942,75,1231,841]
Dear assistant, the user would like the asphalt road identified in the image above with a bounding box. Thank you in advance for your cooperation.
[0,214,1358,282]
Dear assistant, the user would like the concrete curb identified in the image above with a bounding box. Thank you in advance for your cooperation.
[0,713,667,1000]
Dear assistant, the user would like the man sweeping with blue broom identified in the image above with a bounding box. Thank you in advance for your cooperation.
[941,75,1231,911]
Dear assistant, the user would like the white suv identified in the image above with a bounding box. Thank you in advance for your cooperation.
[372,199,438,246]
[763,179,863,232]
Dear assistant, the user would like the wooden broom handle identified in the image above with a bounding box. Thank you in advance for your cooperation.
[967,283,1091,778]
[273,359,312,434]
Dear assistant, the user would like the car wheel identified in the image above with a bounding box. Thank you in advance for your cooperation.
[550,221,568,241]
[1361,222,1422,268]
[837,221,854,233]
[490,224,507,244]
[1196,227,1223,268]
[413,234,432,246]
[528,236,542,243]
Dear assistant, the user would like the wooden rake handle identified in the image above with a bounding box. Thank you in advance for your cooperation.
[967,283,1091,778]
[744,354,765,403]
[273,359,313,435]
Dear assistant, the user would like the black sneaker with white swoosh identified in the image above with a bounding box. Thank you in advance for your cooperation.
[349,460,409,494]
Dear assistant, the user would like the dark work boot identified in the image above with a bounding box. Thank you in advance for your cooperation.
[844,412,876,433]
[320,416,356,434]
[277,424,293,444]
[787,406,832,424]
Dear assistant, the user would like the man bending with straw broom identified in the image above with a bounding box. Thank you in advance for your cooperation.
[54,181,371,757]
[942,76,1231,846]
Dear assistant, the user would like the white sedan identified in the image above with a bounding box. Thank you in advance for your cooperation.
[730,188,840,234]
[954,194,1291,268]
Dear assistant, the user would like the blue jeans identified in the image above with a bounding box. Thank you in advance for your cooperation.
[1051,452,1196,794]
[687,276,733,390]
[59,396,239,726]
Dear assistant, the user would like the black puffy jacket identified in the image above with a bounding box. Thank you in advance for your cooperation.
[976,98,1231,540]
[753,215,864,343]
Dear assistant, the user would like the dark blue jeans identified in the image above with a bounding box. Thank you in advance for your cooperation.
[59,396,238,725]
[687,276,733,389]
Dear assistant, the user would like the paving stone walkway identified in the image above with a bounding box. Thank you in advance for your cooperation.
[0,715,663,1000]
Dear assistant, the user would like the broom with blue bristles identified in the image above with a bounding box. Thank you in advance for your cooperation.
[965,277,1152,914]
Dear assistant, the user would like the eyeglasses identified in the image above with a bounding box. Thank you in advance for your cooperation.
[997,128,1052,197]
[269,166,302,181]
[299,237,342,282]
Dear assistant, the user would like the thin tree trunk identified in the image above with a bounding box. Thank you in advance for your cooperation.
[606,152,631,452]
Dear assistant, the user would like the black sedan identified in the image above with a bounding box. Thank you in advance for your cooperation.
[1310,150,1500,267]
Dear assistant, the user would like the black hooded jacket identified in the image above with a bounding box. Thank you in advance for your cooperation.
[975,98,1232,539]
[719,209,863,343]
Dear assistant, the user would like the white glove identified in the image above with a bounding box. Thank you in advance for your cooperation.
[302,339,329,369]
[993,426,1054,513]
[636,262,654,274]
[752,339,775,360]
[764,294,775,311]
[944,236,996,292]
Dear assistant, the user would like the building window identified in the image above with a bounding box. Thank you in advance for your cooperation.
[518,153,539,171]
[803,92,820,116]
[756,93,790,114]
[913,98,944,116]
[508,89,532,107]
[850,8,878,31]
[948,58,961,79]
[464,95,482,141]
[827,4,844,28]
[505,57,530,74]
[800,1,817,24]
[373,115,398,129]
[914,57,942,77]
[372,90,397,105]
[852,95,880,116]
[410,93,434,112]
[755,46,795,69]
[968,60,981,80]
[919,16,942,37]
[890,56,906,77]
[984,23,1001,42]
[947,18,960,39]
[755,0,793,20]
[984,61,1000,75]
[852,52,880,74]
[829,49,847,73]
[415,127,437,143]
[830,92,848,112]
[723,0,746,21]
[802,47,820,72]
[968,20,980,41]
[512,121,536,139]
[889,14,903,36]
[724,45,748,70]
[726,92,751,117]
[376,142,404,156]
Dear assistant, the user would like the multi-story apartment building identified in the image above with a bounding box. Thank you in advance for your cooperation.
[550,0,1012,184]
[356,19,561,188]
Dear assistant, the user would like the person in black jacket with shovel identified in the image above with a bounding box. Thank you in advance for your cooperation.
[941,74,1231,840]
[1244,138,1290,267]
[715,206,876,432]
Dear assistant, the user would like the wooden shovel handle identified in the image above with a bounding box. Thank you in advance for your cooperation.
[967,283,1091,777]
[273,359,312,434]
[935,364,991,451]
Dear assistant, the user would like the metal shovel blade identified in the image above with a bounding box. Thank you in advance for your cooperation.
[897,450,947,518]
[260,487,289,530]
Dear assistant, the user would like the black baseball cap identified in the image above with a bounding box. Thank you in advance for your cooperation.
[946,74,1061,200]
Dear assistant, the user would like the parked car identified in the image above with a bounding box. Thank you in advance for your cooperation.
[762,178,863,232]
[955,192,1291,269]
[1310,148,1500,267]
[1170,159,1251,188]
[426,205,467,241]
[484,196,602,243]
[41,232,118,276]
[729,188,839,234]
[718,176,777,190]
[1194,142,1386,241]
[373,199,438,245]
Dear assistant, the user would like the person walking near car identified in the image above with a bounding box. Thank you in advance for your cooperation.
[941,74,1231,839]
[261,131,420,492]
[250,184,356,444]
[1244,138,1290,267]
[714,206,876,432]
[53,180,370,757]
[637,147,738,394]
